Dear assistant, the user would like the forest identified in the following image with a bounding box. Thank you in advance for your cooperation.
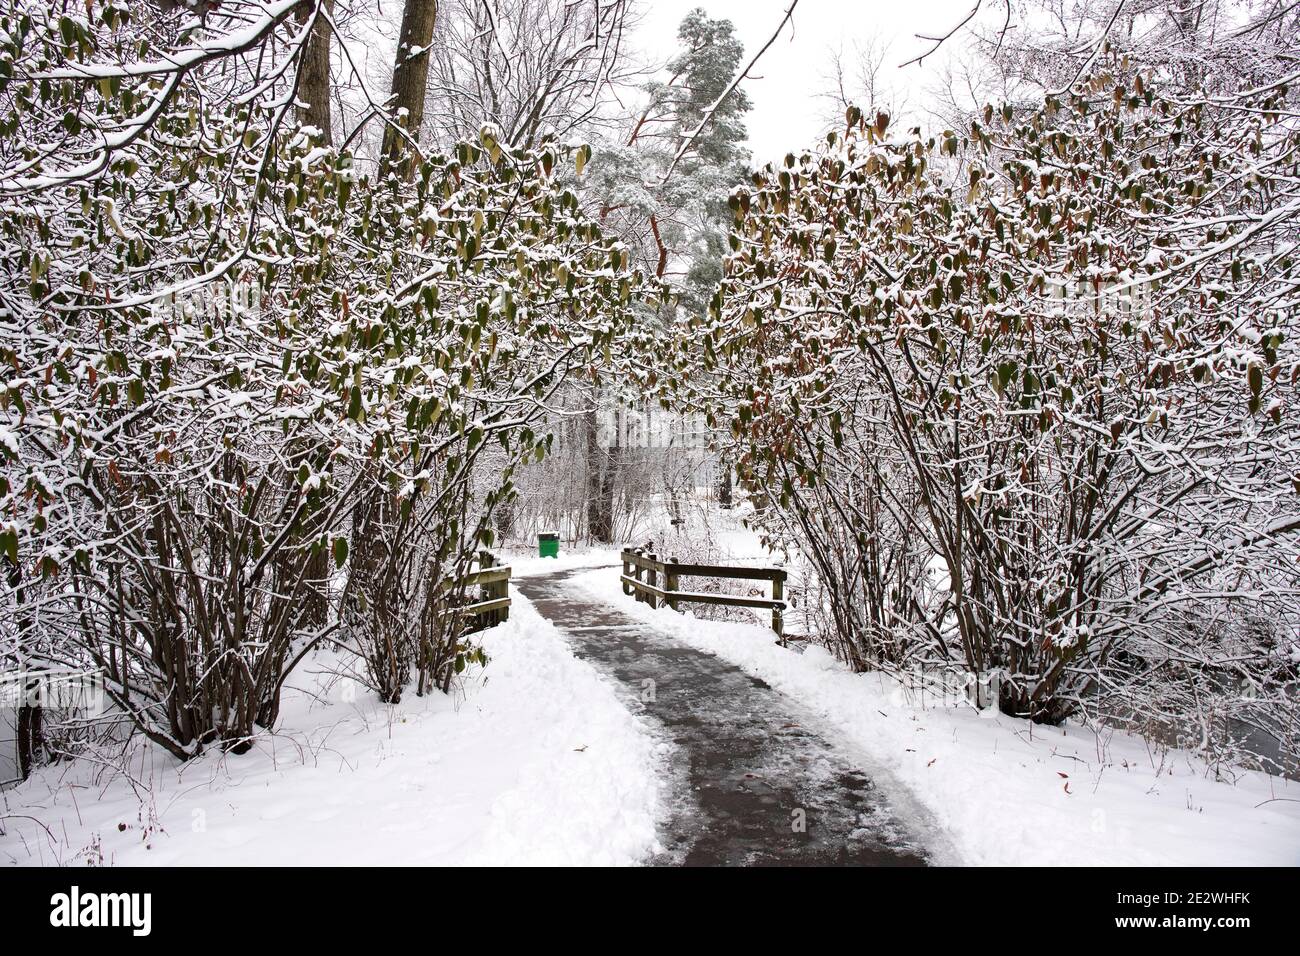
[0,0,1297,870]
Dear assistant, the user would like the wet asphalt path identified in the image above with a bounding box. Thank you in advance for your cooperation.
[514,567,930,867]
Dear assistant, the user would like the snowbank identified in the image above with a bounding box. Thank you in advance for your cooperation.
[572,567,1300,867]
[0,594,661,866]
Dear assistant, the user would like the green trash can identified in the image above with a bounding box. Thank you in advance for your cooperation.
[538,531,560,558]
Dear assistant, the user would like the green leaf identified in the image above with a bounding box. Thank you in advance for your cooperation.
[332,537,348,569]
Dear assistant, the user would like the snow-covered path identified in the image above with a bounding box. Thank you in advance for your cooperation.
[515,566,934,865]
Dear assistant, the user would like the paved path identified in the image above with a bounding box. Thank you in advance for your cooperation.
[515,567,931,866]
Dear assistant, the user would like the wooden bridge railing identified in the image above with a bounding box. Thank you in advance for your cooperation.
[455,550,512,635]
[620,547,787,641]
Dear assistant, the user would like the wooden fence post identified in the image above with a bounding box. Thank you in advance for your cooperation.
[665,555,679,612]
[633,548,645,603]
[479,551,496,626]
[499,569,507,627]
[496,553,510,625]
[772,571,785,645]
[622,549,632,596]
[646,552,659,609]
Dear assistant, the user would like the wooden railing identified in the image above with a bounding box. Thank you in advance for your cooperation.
[456,550,512,635]
[620,547,787,641]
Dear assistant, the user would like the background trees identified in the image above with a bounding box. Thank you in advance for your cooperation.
[586,8,753,298]
[466,6,758,543]
[424,0,635,150]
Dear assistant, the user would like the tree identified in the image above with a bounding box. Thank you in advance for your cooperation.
[381,0,440,176]
[424,0,635,150]
[1,0,330,758]
[296,0,335,144]
[589,8,753,298]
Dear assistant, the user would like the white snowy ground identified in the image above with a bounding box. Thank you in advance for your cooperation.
[0,593,662,867]
[573,564,1300,867]
[6,530,1297,867]
[504,546,626,580]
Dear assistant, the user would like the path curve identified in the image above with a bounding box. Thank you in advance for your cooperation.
[515,567,931,866]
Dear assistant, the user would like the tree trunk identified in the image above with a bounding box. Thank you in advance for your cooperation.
[16,690,42,779]
[296,0,334,144]
[596,451,618,543]
[381,0,439,178]
[585,405,617,544]
[5,555,41,781]
[717,455,733,508]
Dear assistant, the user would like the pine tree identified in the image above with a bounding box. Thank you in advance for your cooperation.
[665,9,753,314]
[587,8,752,308]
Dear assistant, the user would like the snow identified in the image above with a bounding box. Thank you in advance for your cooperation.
[6,531,1296,868]
[0,594,661,867]
[571,564,1300,867]
[504,545,624,579]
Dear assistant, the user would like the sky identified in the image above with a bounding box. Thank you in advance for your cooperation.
[633,0,979,165]
[340,1,983,164]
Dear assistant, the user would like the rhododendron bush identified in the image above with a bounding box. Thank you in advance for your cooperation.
[699,62,1299,760]
[0,1,646,758]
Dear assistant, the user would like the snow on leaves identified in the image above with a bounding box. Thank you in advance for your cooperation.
[699,55,1299,735]
[0,1,646,756]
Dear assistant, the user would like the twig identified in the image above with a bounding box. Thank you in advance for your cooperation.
[1047,0,1128,97]
[899,2,984,69]
[660,0,800,184]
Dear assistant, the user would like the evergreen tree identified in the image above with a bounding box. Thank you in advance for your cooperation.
[587,8,753,313]
[666,9,753,313]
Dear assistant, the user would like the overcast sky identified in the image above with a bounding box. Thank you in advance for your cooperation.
[633,0,977,165]
[345,2,981,162]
